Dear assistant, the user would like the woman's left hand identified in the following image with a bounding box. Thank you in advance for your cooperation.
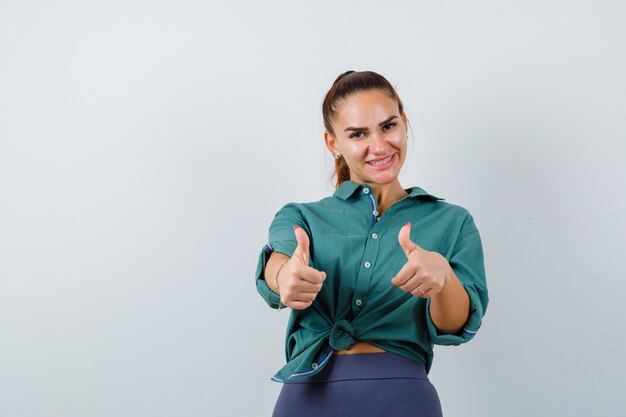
[390,222,451,298]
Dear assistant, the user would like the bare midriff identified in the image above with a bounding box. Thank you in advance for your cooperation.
[333,341,387,355]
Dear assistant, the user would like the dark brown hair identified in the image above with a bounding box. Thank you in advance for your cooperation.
[322,70,406,188]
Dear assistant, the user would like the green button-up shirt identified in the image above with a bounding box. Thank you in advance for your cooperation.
[255,180,488,383]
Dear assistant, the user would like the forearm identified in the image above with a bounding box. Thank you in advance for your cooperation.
[264,251,290,295]
[429,266,470,333]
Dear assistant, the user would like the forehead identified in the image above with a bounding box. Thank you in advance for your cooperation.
[335,90,398,126]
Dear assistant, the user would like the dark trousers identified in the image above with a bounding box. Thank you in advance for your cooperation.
[272,351,443,417]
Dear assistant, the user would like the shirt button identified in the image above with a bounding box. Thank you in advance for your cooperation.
[364,261,371,268]
[371,233,378,239]
[372,210,378,216]
[363,188,370,194]
[355,299,363,306]
[312,362,319,370]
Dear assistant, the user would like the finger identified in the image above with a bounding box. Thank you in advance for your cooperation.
[390,261,418,287]
[399,275,423,293]
[419,287,435,298]
[419,281,441,298]
[397,222,419,258]
[289,300,312,310]
[299,267,327,284]
[293,225,310,265]
[280,276,321,294]
[294,291,318,302]
[282,290,317,304]
[293,279,324,293]
[409,282,429,297]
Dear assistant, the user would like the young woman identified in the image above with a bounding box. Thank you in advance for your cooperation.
[255,70,489,417]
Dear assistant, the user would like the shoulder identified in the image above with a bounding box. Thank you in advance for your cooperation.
[438,200,477,228]
[437,200,472,218]
[432,200,481,237]
[277,193,337,211]
[271,193,336,219]
[407,188,477,232]
[408,185,471,218]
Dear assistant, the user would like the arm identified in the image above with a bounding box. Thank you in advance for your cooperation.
[392,214,488,344]
[429,264,470,333]
[425,212,489,345]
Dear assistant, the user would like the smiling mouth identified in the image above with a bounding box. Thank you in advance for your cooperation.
[366,154,395,165]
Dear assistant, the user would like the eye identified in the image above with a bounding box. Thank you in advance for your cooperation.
[383,122,396,130]
[349,132,365,139]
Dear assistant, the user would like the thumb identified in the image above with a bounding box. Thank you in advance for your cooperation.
[398,222,420,258]
[293,225,310,265]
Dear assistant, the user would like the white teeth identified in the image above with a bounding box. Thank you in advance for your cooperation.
[368,155,393,165]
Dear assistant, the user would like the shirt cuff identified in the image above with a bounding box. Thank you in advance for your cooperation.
[255,242,293,310]
[424,282,485,346]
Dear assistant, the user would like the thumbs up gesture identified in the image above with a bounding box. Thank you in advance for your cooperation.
[390,222,450,298]
[276,225,327,310]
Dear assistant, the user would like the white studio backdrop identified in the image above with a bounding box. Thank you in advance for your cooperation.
[1,1,625,416]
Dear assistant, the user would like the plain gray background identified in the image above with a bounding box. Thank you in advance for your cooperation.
[1,1,625,416]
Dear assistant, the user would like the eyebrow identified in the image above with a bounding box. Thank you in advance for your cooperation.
[343,115,399,132]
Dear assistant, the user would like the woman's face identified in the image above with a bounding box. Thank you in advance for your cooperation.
[324,89,408,187]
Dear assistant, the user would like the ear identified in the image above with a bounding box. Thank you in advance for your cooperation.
[401,112,408,131]
[324,131,340,155]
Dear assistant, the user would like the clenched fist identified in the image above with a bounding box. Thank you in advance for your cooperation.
[390,222,451,298]
[277,225,327,310]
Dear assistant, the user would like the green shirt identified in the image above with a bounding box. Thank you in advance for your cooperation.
[255,180,488,383]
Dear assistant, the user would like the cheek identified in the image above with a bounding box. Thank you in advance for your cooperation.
[391,132,406,144]
[345,143,367,159]
[390,137,406,156]
[393,137,407,163]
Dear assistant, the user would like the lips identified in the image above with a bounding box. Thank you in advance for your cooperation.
[366,153,395,166]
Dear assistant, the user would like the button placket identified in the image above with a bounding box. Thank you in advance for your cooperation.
[362,186,379,226]
[353,191,405,315]
[352,217,383,314]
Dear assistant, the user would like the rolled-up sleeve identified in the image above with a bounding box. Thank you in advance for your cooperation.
[255,203,309,309]
[425,212,489,345]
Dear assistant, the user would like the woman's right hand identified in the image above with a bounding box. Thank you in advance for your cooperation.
[277,225,327,310]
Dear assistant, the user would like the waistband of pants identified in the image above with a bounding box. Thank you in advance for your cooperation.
[284,352,428,383]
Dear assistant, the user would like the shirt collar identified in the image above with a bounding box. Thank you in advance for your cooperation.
[333,180,445,201]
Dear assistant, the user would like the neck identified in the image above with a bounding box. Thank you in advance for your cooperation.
[370,181,408,214]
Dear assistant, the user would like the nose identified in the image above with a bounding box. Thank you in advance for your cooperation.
[368,131,390,155]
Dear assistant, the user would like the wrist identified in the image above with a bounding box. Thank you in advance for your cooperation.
[273,259,289,294]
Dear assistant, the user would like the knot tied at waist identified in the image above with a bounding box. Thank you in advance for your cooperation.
[328,319,357,350]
